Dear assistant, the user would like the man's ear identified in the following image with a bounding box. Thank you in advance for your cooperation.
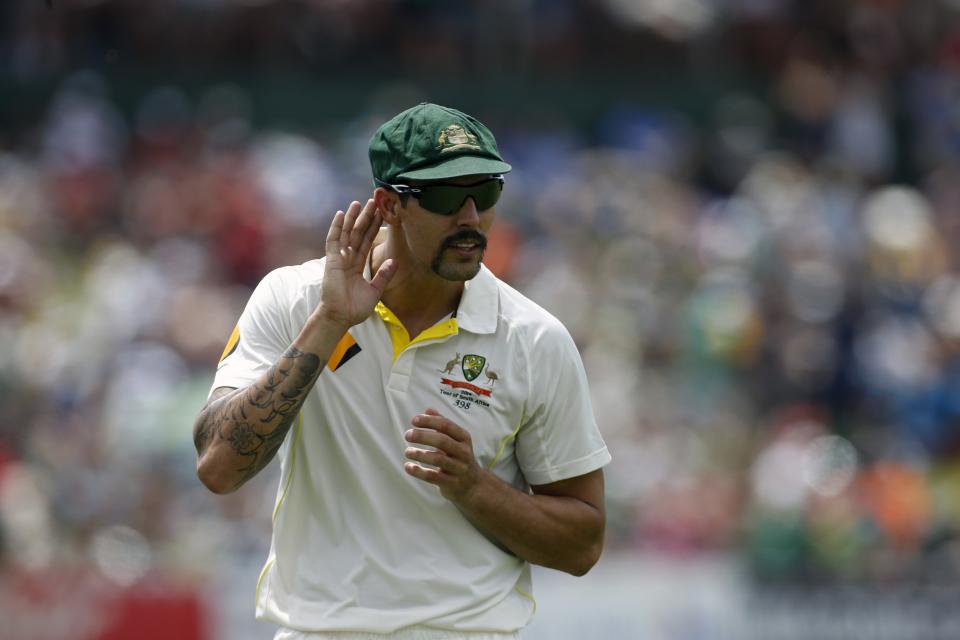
[374,187,402,226]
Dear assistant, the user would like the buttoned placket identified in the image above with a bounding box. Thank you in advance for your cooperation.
[384,319,459,394]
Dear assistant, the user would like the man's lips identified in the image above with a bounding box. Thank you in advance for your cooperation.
[443,234,486,255]
[447,243,482,256]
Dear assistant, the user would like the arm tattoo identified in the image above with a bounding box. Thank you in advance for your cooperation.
[194,346,322,489]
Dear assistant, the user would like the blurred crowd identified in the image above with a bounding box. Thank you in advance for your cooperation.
[4,0,960,636]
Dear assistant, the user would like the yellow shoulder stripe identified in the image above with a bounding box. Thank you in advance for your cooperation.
[327,332,360,371]
[219,324,240,362]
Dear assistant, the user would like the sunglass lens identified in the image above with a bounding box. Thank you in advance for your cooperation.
[418,185,462,214]
[418,180,502,214]
[473,180,502,210]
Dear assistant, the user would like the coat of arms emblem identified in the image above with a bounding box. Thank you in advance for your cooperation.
[438,124,480,153]
[461,354,486,382]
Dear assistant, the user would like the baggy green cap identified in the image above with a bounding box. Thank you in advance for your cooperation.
[369,103,512,184]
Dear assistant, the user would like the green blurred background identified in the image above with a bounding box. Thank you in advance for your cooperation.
[4,1,960,638]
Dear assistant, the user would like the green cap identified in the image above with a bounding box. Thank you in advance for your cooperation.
[369,103,512,184]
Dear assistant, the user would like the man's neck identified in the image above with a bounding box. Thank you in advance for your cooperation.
[370,234,465,337]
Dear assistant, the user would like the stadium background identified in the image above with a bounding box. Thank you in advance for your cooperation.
[3,1,960,638]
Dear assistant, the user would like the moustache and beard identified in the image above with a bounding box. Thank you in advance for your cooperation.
[430,229,488,281]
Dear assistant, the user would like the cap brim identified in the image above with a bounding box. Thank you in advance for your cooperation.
[397,155,512,181]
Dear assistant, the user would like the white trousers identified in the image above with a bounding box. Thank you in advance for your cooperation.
[274,627,522,640]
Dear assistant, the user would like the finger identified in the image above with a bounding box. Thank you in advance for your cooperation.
[339,201,362,254]
[356,209,382,262]
[412,411,470,442]
[404,447,465,474]
[368,258,397,295]
[349,199,376,251]
[404,461,444,485]
[325,210,345,257]
[404,428,458,453]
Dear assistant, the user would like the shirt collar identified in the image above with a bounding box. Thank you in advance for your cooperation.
[455,264,499,335]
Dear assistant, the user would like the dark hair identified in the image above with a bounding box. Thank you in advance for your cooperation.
[375,178,412,207]
[394,184,411,208]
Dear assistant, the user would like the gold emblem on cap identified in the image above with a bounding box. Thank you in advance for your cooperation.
[438,124,480,153]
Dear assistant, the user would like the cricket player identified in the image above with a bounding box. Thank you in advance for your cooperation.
[193,103,611,639]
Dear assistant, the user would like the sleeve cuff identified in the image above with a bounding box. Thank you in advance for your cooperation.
[208,373,259,398]
[523,447,612,486]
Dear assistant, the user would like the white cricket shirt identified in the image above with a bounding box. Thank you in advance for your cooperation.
[212,259,611,634]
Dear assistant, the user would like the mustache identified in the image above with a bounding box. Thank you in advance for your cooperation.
[442,230,487,250]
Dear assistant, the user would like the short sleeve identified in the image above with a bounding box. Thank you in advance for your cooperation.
[210,268,299,396]
[514,321,611,486]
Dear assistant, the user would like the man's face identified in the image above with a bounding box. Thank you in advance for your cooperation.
[398,174,497,282]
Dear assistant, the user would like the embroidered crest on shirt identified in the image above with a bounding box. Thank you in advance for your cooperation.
[461,354,485,381]
[438,352,497,411]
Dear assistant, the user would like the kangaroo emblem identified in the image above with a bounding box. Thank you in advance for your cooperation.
[441,353,461,374]
[483,363,499,386]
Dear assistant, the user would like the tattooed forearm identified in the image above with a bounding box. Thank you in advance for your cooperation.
[194,386,234,454]
[194,346,322,491]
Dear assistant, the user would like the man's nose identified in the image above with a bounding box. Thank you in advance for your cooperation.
[455,197,480,227]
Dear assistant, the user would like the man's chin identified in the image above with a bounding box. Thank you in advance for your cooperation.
[433,259,483,282]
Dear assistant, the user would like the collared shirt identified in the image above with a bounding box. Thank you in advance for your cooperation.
[212,259,611,634]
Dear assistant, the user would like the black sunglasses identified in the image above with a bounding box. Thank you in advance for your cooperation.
[376,175,504,215]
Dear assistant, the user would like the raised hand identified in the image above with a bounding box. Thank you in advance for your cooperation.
[317,199,397,329]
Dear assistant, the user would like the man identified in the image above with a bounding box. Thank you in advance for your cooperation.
[193,103,611,639]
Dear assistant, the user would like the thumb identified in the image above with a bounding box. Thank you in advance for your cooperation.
[369,258,397,295]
